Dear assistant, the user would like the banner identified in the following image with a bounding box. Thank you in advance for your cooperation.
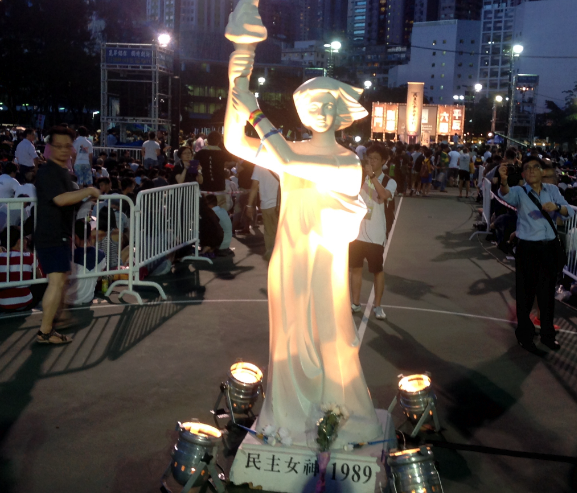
[405,82,424,137]
[371,104,398,134]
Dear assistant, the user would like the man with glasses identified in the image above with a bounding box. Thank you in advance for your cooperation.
[499,157,574,354]
[35,126,100,345]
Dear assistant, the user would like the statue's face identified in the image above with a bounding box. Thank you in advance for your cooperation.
[304,93,337,133]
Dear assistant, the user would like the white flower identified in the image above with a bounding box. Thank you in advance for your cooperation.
[267,437,278,446]
[343,444,354,452]
[277,427,291,439]
[262,424,276,436]
[281,437,293,447]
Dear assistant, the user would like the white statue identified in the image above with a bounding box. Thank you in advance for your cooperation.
[224,0,382,446]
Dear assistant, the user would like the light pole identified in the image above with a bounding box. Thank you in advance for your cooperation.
[491,95,503,135]
[323,41,341,77]
[507,44,523,141]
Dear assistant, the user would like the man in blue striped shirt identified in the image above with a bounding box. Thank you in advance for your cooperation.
[499,157,574,353]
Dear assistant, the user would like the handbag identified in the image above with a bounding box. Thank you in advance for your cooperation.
[524,188,567,274]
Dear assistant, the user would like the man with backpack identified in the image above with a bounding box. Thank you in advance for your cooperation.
[350,144,397,320]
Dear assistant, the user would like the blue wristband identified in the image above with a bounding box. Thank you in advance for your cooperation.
[255,128,283,158]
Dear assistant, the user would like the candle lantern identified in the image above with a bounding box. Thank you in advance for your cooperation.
[211,361,264,428]
[387,445,444,493]
[388,373,441,437]
[160,421,225,493]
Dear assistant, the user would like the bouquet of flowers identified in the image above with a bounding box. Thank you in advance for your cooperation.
[315,404,350,493]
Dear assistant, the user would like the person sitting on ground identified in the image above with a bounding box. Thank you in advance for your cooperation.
[152,168,169,188]
[0,162,20,198]
[97,176,112,195]
[120,177,136,205]
[170,146,203,185]
[205,194,233,256]
[96,207,129,270]
[65,219,106,306]
[104,151,119,173]
[198,195,224,257]
[0,226,45,312]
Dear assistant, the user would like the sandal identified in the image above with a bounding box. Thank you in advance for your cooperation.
[37,329,73,345]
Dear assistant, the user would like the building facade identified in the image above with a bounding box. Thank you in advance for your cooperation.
[388,20,481,104]
[477,0,577,112]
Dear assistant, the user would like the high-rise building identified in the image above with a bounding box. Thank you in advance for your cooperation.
[294,0,349,42]
[438,0,483,20]
[478,0,577,113]
[146,0,239,61]
[260,0,297,42]
[387,20,481,104]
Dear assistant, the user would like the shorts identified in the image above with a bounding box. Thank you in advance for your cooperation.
[421,174,432,184]
[74,162,93,186]
[36,244,72,275]
[349,240,384,274]
[458,169,470,182]
[448,168,459,180]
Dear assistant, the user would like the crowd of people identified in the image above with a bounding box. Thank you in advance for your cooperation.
[1,122,576,349]
[0,125,273,343]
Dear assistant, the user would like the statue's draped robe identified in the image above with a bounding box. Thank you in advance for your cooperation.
[258,167,383,445]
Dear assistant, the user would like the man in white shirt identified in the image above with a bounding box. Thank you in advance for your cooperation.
[142,131,160,169]
[447,146,461,186]
[349,144,397,320]
[0,162,20,198]
[15,128,40,182]
[247,166,279,261]
[72,126,93,187]
[483,147,492,163]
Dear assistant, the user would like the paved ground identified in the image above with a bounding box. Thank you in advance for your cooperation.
[1,187,576,493]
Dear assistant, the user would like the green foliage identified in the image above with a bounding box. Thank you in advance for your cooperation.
[316,411,342,453]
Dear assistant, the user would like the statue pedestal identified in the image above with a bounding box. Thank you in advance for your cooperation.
[229,409,396,493]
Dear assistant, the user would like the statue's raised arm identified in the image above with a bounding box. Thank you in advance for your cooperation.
[223,0,369,195]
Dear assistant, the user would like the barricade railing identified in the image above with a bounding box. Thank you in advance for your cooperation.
[0,195,142,304]
[127,182,212,301]
[469,178,492,240]
[94,146,142,161]
[562,205,577,281]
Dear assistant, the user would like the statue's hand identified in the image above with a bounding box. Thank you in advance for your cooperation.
[225,0,268,45]
[232,88,259,121]
[229,51,255,84]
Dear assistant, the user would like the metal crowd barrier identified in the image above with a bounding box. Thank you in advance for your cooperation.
[469,178,492,240]
[562,205,577,281]
[1,183,210,306]
[0,195,141,302]
[94,146,142,161]
[128,182,212,300]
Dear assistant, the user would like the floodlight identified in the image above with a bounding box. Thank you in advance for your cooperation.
[459,95,465,100]
[330,41,342,50]
[212,362,264,428]
[474,83,483,92]
[162,421,225,493]
[512,44,524,55]
[495,95,503,102]
[388,445,443,493]
[388,373,441,437]
[355,136,362,143]
[158,33,171,47]
[258,77,266,85]
[364,80,372,89]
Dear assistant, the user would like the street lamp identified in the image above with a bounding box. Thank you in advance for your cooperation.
[324,40,341,77]
[492,95,503,134]
[474,83,483,92]
[258,77,266,86]
[364,80,372,90]
[508,44,523,141]
[453,95,459,100]
[158,33,171,47]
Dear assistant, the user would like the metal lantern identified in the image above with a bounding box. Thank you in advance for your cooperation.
[388,373,441,437]
[160,421,225,493]
[212,361,264,427]
[387,445,444,493]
